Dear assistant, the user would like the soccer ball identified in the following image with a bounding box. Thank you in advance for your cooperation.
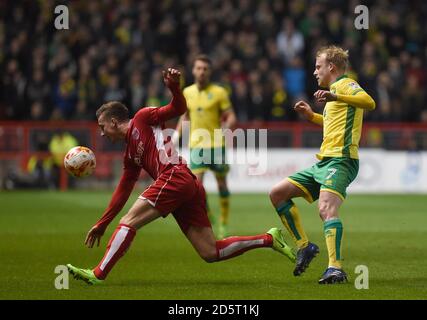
[64,146,96,178]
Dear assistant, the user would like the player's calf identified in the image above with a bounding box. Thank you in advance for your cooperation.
[93,223,136,280]
[215,234,274,261]
[185,225,274,263]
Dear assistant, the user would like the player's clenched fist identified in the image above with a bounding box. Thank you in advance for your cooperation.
[294,100,314,121]
[163,68,181,91]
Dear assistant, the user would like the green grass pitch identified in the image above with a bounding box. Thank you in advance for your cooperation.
[0,191,426,300]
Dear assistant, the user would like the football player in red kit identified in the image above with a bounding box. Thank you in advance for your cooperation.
[67,68,295,284]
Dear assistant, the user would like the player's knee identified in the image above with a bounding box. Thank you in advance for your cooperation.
[318,211,327,221]
[269,185,279,204]
[119,214,141,229]
[269,184,288,205]
[318,202,335,221]
[200,250,217,263]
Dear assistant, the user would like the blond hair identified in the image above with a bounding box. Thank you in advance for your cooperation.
[316,45,349,71]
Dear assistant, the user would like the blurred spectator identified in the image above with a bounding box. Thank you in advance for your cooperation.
[49,130,78,189]
[26,69,50,108]
[2,59,27,119]
[72,101,93,121]
[49,131,78,167]
[77,56,97,107]
[401,75,425,122]
[2,155,52,190]
[52,69,77,119]
[232,81,250,121]
[366,128,384,148]
[229,59,248,84]
[145,83,163,107]
[268,71,293,121]
[248,83,269,121]
[29,101,47,121]
[103,74,126,103]
[373,72,394,121]
[283,56,306,100]
[126,70,146,115]
[3,132,53,190]
[276,18,305,66]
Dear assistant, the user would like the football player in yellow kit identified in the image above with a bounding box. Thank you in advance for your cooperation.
[269,46,375,284]
[176,54,236,239]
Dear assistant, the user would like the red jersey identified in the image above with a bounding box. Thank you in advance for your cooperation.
[124,107,186,180]
[95,91,187,231]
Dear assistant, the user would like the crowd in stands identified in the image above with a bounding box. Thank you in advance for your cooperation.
[1,0,426,123]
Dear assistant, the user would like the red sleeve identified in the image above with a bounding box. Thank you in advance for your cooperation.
[95,166,141,232]
[136,86,187,125]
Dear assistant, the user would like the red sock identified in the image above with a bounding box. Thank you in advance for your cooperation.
[94,224,136,280]
[216,234,273,261]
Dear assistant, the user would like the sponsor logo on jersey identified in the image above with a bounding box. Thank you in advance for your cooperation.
[132,127,140,140]
[349,82,361,90]
[134,141,144,165]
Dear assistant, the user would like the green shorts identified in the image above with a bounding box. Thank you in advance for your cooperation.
[190,147,230,177]
[287,157,359,202]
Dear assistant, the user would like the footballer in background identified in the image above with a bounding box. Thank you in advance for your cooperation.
[175,54,237,239]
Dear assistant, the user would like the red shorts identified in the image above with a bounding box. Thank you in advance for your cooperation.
[140,165,211,233]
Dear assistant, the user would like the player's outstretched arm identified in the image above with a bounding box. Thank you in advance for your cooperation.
[139,68,187,126]
[86,167,140,247]
[294,100,323,126]
[156,68,187,122]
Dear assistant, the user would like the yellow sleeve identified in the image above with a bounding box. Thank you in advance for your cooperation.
[219,88,231,112]
[336,91,376,111]
[310,113,324,125]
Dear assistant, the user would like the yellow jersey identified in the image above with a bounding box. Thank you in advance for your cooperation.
[183,83,231,148]
[311,75,375,160]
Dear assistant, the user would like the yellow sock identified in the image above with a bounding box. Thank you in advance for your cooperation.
[324,218,343,269]
[219,191,230,225]
[276,200,308,249]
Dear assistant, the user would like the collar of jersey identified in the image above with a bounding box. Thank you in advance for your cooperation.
[330,74,348,87]
[197,83,212,92]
